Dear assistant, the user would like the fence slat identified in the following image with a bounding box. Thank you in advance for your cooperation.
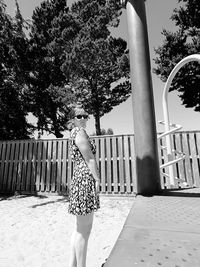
[171,134,179,188]
[189,133,200,187]
[100,138,106,193]
[3,142,11,191]
[41,141,47,192]
[51,141,57,192]
[62,139,67,194]
[46,141,52,192]
[160,137,168,188]
[106,137,112,193]
[118,136,124,193]
[36,141,42,191]
[57,140,62,193]
[112,137,118,193]
[16,142,24,191]
[129,135,136,193]
[0,142,3,160]
[12,141,20,191]
[21,141,28,191]
[196,133,200,186]
[67,140,72,194]
[174,133,186,185]
[124,136,131,193]
[0,143,7,191]
[7,142,15,191]
[161,137,170,188]
[157,139,164,189]
[182,133,193,187]
[0,142,4,190]
[95,138,100,166]
[31,141,37,193]
[26,141,33,191]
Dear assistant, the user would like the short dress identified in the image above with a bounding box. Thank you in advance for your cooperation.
[68,126,100,216]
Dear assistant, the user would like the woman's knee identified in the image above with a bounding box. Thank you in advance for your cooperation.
[77,221,93,236]
[76,213,94,236]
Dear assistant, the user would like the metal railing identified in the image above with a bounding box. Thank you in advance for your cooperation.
[158,54,200,187]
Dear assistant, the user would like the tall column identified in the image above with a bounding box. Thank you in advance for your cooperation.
[126,0,161,194]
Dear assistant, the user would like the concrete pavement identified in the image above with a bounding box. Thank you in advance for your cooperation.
[104,188,200,267]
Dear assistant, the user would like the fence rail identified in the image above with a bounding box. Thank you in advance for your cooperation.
[0,131,200,195]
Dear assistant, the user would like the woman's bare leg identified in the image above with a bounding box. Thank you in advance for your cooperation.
[69,230,77,267]
[75,211,94,267]
[69,216,77,267]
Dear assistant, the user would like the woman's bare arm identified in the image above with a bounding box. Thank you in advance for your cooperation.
[75,129,99,182]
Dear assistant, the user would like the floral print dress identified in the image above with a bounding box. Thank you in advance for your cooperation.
[68,127,100,216]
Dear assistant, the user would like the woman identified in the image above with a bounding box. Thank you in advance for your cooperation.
[68,104,100,267]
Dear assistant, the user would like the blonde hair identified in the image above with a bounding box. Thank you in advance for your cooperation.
[67,103,88,131]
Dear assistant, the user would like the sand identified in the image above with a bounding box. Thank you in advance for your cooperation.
[0,194,134,267]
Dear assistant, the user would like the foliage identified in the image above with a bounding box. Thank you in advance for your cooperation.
[106,128,114,135]
[1,0,130,139]
[0,0,33,140]
[91,127,114,136]
[28,0,75,138]
[62,0,131,135]
[154,0,200,112]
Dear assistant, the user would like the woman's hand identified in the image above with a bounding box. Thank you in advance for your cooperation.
[95,180,100,194]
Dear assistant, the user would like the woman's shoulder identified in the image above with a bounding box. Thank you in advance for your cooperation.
[70,127,88,139]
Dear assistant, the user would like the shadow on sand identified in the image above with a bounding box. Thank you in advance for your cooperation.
[159,187,200,198]
[0,191,69,205]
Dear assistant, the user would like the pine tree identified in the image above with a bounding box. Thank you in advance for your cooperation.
[29,0,130,136]
[154,0,200,112]
[29,0,75,138]
[62,0,131,135]
[0,0,33,140]
[106,128,114,135]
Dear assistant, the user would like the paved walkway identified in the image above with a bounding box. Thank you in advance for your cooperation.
[104,188,200,267]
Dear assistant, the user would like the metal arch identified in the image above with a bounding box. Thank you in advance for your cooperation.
[159,54,200,186]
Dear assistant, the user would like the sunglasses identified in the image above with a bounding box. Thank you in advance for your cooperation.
[75,115,88,120]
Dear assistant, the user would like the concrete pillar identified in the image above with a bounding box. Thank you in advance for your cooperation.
[126,0,161,194]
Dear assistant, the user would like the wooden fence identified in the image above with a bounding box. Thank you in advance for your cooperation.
[158,131,200,189]
[0,131,200,195]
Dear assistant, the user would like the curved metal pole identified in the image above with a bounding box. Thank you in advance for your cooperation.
[162,54,200,185]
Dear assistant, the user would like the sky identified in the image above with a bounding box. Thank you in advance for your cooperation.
[4,0,200,138]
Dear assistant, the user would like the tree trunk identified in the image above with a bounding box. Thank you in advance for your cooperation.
[52,110,63,138]
[91,82,101,135]
[94,113,101,135]
[54,127,63,138]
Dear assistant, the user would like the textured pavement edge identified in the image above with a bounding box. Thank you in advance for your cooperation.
[104,188,200,267]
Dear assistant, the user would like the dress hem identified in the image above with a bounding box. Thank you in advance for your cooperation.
[68,207,100,216]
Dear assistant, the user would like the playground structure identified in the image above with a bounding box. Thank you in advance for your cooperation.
[158,121,187,187]
[0,1,200,266]
[1,3,199,194]
[119,0,200,194]
[158,54,200,187]
[125,0,161,195]
[104,1,200,266]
